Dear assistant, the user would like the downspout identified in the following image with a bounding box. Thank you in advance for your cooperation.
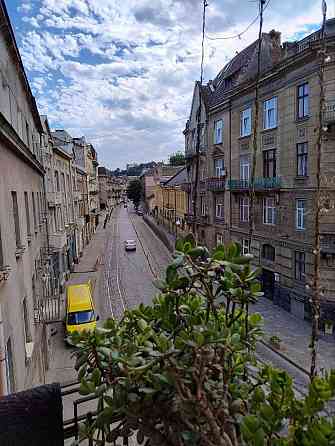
[229,100,232,235]
[0,304,6,395]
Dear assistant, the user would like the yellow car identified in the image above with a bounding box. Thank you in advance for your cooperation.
[65,282,99,341]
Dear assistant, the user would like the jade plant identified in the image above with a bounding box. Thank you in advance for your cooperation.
[71,236,335,445]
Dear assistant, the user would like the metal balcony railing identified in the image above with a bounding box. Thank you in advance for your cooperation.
[228,177,282,191]
[320,234,335,254]
[323,100,335,124]
[207,177,225,192]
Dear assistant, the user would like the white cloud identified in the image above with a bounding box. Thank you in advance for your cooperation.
[12,0,326,168]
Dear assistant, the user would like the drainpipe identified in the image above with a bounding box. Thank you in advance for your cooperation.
[229,100,232,234]
[0,303,7,395]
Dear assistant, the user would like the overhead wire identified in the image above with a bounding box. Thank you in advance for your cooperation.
[205,0,271,41]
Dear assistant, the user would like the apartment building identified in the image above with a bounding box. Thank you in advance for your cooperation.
[0,0,54,394]
[153,167,188,239]
[184,21,335,324]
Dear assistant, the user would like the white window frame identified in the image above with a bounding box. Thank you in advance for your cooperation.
[240,155,250,181]
[214,158,225,177]
[242,239,250,255]
[263,197,276,225]
[239,197,250,222]
[215,198,224,219]
[263,97,277,130]
[216,233,224,246]
[214,119,223,144]
[240,107,252,137]
[201,196,207,216]
[296,199,305,230]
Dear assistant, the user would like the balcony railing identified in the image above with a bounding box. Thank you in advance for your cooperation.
[323,100,335,124]
[46,191,62,207]
[49,231,67,250]
[228,177,282,191]
[320,234,335,254]
[207,177,225,192]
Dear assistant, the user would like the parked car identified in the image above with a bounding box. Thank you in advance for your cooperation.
[65,282,99,344]
[125,240,136,251]
[137,209,144,216]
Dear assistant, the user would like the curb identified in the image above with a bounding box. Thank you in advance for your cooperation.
[259,339,310,377]
[143,215,174,253]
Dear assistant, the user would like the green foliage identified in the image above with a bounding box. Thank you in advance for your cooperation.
[169,151,185,166]
[126,179,143,207]
[72,237,335,446]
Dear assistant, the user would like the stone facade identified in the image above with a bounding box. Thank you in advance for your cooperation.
[184,21,335,322]
[0,2,53,394]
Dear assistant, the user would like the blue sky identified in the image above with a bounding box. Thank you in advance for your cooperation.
[6,0,324,169]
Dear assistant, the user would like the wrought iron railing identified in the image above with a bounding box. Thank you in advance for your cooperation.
[207,177,225,192]
[323,100,335,123]
[228,177,282,191]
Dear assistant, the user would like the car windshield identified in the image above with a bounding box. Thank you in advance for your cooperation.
[68,310,94,325]
[127,240,135,244]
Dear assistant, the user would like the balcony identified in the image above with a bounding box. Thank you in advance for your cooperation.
[49,231,67,250]
[198,214,209,225]
[199,180,207,193]
[76,217,85,229]
[207,177,225,192]
[323,100,335,124]
[46,191,62,207]
[0,265,11,285]
[228,177,282,192]
[320,234,335,254]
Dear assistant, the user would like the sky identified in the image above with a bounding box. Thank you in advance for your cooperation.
[6,0,331,169]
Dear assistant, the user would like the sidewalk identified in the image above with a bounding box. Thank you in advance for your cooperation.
[250,297,335,373]
[46,209,109,385]
[141,216,335,373]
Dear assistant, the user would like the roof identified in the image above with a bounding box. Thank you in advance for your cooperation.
[163,167,187,187]
[67,284,92,312]
[0,0,43,133]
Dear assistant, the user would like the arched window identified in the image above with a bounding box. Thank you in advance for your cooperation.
[262,244,275,261]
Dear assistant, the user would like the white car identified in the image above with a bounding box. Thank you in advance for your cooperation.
[125,240,136,251]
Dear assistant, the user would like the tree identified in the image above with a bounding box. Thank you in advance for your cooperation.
[72,237,335,446]
[169,151,185,166]
[126,179,142,208]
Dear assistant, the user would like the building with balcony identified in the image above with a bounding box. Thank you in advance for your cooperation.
[184,20,335,323]
[0,1,56,395]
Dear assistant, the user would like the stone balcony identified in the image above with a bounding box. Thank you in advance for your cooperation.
[49,231,67,250]
[206,177,225,192]
[46,191,62,207]
[323,100,335,124]
[228,177,282,192]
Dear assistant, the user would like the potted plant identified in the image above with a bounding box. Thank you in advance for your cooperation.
[270,335,282,349]
[324,319,334,335]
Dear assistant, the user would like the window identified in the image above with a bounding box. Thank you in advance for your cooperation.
[23,298,32,343]
[61,173,66,193]
[200,196,207,216]
[297,83,309,119]
[263,97,277,129]
[242,239,250,255]
[262,244,275,261]
[5,338,15,393]
[55,171,60,192]
[215,197,224,219]
[24,192,31,237]
[11,191,21,248]
[297,142,308,176]
[25,121,30,147]
[295,251,305,281]
[216,233,224,246]
[263,149,276,178]
[240,107,252,137]
[214,119,223,144]
[263,197,276,225]
[239,197,250,222]
[240,155,250,181]
[296,199,306,230]
[32,192,37,231]
[214,158,225,177]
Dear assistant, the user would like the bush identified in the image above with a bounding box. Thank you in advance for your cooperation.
[71,237,335,445]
